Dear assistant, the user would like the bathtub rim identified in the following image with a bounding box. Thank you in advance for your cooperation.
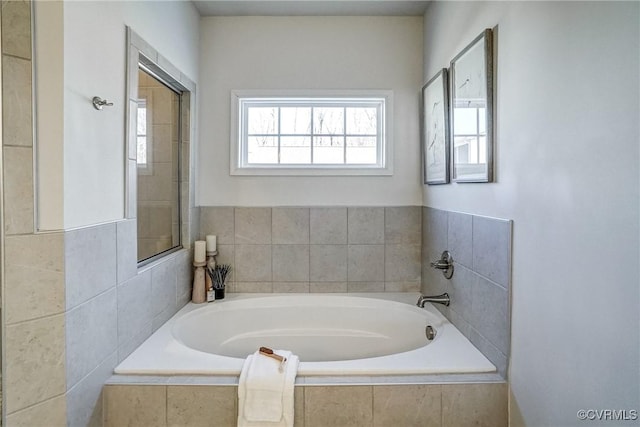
[114,292,497,377]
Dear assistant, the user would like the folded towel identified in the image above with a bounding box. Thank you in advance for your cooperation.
[238,349,299,427]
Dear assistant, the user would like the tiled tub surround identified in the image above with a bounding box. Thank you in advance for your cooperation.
[200,206,422,293]
[103,381,507,427]
[422,207,512,378]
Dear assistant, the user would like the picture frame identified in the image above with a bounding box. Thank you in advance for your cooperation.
[422,68,450,185]
[450,28,494,183]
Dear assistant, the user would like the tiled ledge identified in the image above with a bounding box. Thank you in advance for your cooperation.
[106,372,505,386]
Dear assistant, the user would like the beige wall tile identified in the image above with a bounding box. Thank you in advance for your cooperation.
[6,394,66,427]
[442,383,507,427]
[200,207,235,244]
[310,207,347,244]
[1,0,32,59]
[235,207,272,244]
[215,244,235,283]
[309,244,347,282]
[2,55,32,147]
[348,207,384,244]
[5,264,65,324]
[347,245,384,282]
[385,281,420,292]
[348,282,384,292]
[385,244,421,282]
[305,386,373,427]
[167,386,236,427]
[5,232,64,269]
[3,146,34,234]
[235,244,272,281]
[385,206,421,244]
[273,244,309,282]
[273,207,310,244]
[373,385,441,427]
[5,314,66,412]
[231,281,273,293]
[309,282,347,293]
[274,282,310,293]
[294,387,304,427]
[104,385,167,427]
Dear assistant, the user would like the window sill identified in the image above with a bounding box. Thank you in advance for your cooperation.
[230,165,393,177]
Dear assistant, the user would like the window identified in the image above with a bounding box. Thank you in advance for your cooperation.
[136,99,150,171]
[231,91,393,175]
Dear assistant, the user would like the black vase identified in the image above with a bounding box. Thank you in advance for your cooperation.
[214,287,225,300]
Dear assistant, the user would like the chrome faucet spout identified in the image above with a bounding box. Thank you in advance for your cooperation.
[417,293,450,307]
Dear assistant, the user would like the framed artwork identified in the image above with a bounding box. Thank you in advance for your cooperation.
[450,28,494,182]
[422,68,450,185]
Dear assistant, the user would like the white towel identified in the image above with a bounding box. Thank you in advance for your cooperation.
[238,349,299,427]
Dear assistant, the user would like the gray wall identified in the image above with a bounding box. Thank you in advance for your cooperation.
[422,2,639,425]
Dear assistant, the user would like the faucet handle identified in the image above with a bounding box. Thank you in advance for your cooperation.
[430,251,454,279]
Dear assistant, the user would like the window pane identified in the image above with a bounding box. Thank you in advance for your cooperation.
[453,107,477,135]
[137,106,147,135]
[137,136,147,165]
[281,107,311,134]
[313,136,344,164]
[346,107,377,135]
[248,107,278,134]
[478,136,487,163]
[313,107,344,134]
[248,136,278,164]
[346,137,377,164]
[478,108,487,134]
[454,136,470,163]
[281,137,311,164]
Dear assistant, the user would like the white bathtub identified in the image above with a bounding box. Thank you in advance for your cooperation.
[115,293,495,376]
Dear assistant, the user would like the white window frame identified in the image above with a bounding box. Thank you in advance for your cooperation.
[230,90,393,176]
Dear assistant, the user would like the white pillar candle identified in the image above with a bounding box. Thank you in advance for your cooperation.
[206,235,217,252]
[194,240,206,263]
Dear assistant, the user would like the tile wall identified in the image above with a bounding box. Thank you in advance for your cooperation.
[422,207,512,378]
[200,206,422,293]
[103,382,507,427]
[1,13,200,426]
[1,1,67,424]
[63,223,194,427]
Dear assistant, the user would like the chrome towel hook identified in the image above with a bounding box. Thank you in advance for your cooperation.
[92,96,114,110]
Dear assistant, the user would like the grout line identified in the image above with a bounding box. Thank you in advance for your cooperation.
[1,51,32,62]
[5,391,66,417]
[5,310,65,328]
[67,350,118,394]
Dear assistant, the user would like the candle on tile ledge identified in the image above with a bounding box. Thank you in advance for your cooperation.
[194,240,206,263]
[206,234,217,252]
